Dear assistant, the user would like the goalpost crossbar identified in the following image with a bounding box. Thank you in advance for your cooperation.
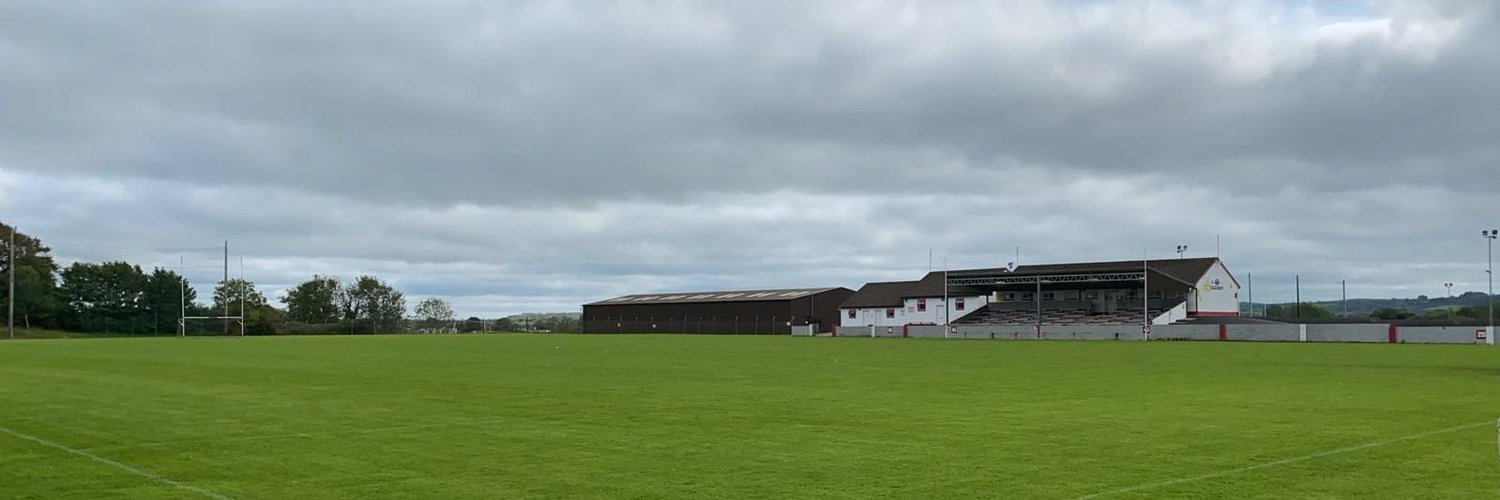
[178,316,247,337]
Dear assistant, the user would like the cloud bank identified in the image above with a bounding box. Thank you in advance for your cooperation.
[1,1,1496,315]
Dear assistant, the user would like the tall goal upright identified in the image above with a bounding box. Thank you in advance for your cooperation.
[177,240,246,337]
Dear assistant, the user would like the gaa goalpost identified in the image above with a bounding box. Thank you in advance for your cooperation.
[179,315,244,337]
[176,241,247,338]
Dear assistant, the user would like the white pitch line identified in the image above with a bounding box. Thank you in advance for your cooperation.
[81,417,507,453]
[1076,421,1492,499]
[0,425,232,500]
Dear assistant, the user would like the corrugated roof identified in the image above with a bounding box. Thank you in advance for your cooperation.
[905,271,990,298]
[585,287,845,306]
[838,280,918,309]
[905,257,1223,297]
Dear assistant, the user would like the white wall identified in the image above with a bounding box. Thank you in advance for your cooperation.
[1191,260,1240,316]
[901,295,989,324]
[1154,301,1188,324]
[839,306,908,327]
[839,294,990,327]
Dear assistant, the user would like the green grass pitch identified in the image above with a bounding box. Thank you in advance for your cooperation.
[1,335,1496,499]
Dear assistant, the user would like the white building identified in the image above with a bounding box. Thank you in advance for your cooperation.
[838,271,991,329]
[839,257,1240,328]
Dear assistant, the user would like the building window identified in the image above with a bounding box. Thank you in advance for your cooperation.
[847,309,856,319]
[1022,293,1033,300]
[955,298,965,310]
[1003,293,1016,301]
[917,299,927,312]
[886,308,895,319]
[1042,292,1055,301]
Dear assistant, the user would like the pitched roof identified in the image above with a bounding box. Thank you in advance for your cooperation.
[585,287,847,306]
[838,280,918,309]
[906,271,990,298]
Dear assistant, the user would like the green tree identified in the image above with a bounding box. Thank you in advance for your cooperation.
[414,298,454,322]
[1264,302,1334,320]
[340,275,405,332]
[212,278,269,316]
[1419,308,1454,321]
[1369,307,1416,320]
[142,268,194,334]
[413,298,455,332]
[59,261,148,332]
[213,279,276,334]
[246,304,285,335]
[281,275,341,323]
[492,317,516,332]
[1,222,61,329]
[1453,301,1498,322]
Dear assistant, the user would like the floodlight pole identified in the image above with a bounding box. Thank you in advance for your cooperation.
[7,225,14,339]
[1485,229,1496,332]
[1034,279,1042,335]
[223,240,229,335]
[179,255,186,338]
[1142,249,1149,340]
[239,257,246,337]
[942,257,950,331]
[1444,282,1454,321]
[1247,272,1254,318]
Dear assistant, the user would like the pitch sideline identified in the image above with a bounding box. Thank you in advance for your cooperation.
[78,417,508,453]
[1075,420,1494,499]
[0,425,233,499]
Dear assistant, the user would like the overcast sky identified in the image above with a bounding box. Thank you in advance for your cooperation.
[2,0,1497,316]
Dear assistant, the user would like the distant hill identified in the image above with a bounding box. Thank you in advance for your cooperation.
[1242,291,1493,317]
[507,312,581,321]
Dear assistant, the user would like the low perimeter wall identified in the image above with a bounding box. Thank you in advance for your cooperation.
[831,324,1495,345]
[1396,326,1490,344]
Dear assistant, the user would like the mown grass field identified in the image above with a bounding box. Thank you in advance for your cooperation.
[0,335,1496,499]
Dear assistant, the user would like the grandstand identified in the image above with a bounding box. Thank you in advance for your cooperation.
[839,257,1238,329]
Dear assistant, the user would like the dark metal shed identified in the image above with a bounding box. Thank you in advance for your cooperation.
[581,287,855,334]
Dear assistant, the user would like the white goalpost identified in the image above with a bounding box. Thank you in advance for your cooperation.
[176,241,247,338]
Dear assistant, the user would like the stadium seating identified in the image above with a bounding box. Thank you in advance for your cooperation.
[953,300,1184,325]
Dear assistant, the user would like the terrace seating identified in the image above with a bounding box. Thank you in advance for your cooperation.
[954,301,1182,325]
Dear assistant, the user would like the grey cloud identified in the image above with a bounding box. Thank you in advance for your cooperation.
[7,162,1497,316]
[2,1,1498,315]
[2,1,1497,205]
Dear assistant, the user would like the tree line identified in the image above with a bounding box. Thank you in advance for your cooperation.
[1254,300,1497,323]
[2,223,574,335]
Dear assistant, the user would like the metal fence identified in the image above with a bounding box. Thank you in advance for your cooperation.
[832,323,1494,345]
